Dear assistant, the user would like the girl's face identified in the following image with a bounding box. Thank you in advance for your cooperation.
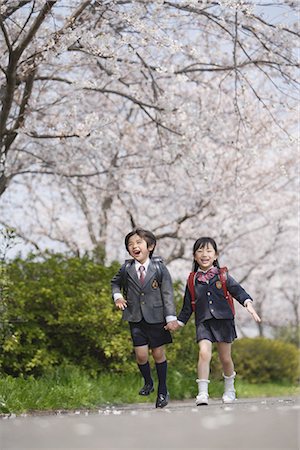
[127,233,154,264]
[194,243,218,271]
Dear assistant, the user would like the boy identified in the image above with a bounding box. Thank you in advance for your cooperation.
[111,228,177,408]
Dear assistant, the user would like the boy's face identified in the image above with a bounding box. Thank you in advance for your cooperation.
[194,243,217,271]
[127,233,154,264]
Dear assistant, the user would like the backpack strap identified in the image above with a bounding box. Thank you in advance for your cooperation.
[151,256,163,284]
[120,259,134,299]
[187,268,235,315]
[187,272,196,312]
[219,267,235,315]
[219,267,229,298]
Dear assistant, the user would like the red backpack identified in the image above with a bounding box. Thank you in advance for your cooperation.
[187,267,235,315]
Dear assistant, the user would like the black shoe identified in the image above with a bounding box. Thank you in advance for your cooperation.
[139,383,154,396]
[155,392,169,408]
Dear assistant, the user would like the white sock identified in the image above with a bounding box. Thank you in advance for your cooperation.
[196,378,210,395]
[222,371,236,402]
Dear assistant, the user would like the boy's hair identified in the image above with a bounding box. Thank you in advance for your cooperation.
[125,228,156,258]
[192,236,219,271]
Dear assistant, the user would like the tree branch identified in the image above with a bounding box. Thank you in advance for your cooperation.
[0,220,41,251]
[15,1,57,58]
[1,1,32,19]
[0,15,11,51]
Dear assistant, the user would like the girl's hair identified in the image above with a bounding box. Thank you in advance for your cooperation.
[192,237,220,271]
[125,228,156,258]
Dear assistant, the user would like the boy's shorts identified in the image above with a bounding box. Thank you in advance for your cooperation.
[129,319,172,349]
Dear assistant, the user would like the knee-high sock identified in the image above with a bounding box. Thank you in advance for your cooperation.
[155,360,167,395]
[138,362,153,385]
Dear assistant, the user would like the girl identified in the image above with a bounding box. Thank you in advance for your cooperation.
[176,237,261,405]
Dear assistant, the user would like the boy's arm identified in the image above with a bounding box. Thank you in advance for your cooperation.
[160,265,177,318]
[115,297,127,310]
[111,265,127,310]
[160,265,179,331]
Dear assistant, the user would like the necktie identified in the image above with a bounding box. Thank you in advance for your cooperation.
[197,266,219,282]
[139,265,145,285]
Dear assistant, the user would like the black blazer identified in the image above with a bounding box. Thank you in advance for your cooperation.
[111,258,176,324]
[178,273,252,326]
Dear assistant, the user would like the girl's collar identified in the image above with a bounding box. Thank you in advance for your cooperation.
[197,266,218,274]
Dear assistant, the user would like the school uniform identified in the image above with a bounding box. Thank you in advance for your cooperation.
[111,257,176,348]
[177,268,252,343]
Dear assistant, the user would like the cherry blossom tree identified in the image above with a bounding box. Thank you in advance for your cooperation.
[0,1,299,334]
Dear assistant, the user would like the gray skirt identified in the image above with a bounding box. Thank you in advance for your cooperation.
[196,318,237,343]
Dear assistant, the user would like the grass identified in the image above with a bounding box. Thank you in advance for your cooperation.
[0,366,299,415]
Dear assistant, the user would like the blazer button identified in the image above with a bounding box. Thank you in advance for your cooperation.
[207,292,211,296]
[141,301,145,305]
[211,309,214,312]
[209,300,213,304]
[141,293,144,296]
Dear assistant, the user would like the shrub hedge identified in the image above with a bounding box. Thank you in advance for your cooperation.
[232,337,300,383]
[1,254,133,376]
[0,253,299,383]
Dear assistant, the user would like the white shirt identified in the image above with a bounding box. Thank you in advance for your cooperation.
[135,259,150,279]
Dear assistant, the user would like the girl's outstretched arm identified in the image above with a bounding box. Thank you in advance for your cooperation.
[245,302,261,322]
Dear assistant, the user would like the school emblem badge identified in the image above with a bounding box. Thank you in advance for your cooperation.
[216,280,222,289]
[152,279,159,289]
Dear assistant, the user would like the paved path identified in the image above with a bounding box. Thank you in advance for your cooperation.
[0,396,299,449]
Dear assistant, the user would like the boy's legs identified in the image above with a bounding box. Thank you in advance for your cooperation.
[217,342,236,403]
[152,345,169,408]
[152,345,167,394]
[196,339,212,405]
[134,345,154,395]
[130,320,172,407]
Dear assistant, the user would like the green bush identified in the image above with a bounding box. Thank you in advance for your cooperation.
[0,254,134,376]
[1,254,299,385]
[232,337,300,383]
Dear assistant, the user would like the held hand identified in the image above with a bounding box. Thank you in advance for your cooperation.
[246,302,261,323]
[164,320,180,331]
[115,297,127,310]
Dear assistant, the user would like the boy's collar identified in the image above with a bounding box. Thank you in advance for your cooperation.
[135,258,150,270]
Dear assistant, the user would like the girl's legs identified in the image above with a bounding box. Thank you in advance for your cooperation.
[217,342,236,403]
[217,342,234,376]
[196,339,212,405]
[134,345,154,394]
[198,339,212,379]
